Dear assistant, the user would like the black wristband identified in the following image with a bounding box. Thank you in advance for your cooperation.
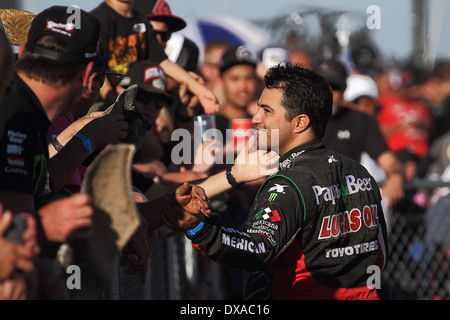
[51,137,64,152]
[226,167,239,188]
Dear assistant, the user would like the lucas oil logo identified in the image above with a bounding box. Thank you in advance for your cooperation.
[318,204,379,240]
[312,175,373,205]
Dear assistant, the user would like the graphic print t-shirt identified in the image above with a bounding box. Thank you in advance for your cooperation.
[91,3,167,76]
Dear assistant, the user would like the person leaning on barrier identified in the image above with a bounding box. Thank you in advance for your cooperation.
[164,63,389,300]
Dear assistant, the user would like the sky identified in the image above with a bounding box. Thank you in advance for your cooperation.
[15,0,450,62]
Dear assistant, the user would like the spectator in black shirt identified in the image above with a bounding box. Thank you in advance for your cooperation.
[91,0,219,114]
[318,59,405,212]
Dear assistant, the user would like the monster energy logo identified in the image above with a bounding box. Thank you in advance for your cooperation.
[268,193,277,201]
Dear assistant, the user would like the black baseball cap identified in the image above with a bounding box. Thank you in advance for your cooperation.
[25,6,100,64]
[118,60,173,104]
[315,59,349,91]
[165,34,199,72]
[219,45,258,74]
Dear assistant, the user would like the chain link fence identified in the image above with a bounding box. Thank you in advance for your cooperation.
[380,180,450,300]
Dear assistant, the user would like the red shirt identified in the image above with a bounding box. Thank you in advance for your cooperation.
[376,95,432,158]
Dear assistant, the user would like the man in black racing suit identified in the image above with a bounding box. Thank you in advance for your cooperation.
[167,64,388,300]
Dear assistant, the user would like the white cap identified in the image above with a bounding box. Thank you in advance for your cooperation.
[343,74,379,102]
[261,47,290,68]
[165,33,185,63]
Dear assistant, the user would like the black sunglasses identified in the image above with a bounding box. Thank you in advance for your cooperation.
[155,30,172,43]
[136,89,168,110]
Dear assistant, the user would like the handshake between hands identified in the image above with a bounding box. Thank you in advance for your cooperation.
[161,182,210,232]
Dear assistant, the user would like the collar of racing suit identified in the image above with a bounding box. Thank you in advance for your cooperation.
[278,138,324,170]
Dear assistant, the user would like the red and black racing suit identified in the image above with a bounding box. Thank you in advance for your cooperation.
[187,139,388,300]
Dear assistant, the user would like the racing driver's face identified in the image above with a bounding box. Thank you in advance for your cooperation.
[252,87,296,155]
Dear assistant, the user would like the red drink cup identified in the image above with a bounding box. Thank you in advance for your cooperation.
[232,118,253,144]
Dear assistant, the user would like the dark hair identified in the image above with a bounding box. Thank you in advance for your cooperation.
[15,35,87,87]
[264,63,333,137]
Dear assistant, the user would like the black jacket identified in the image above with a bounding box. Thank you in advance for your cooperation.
[188,139,388,299]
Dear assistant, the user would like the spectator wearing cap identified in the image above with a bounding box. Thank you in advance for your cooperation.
[343,74,380,116]
[315,59,349,113]
[145,0,187,48]
[256,47,290,81]
[145,3,205,147]
[216,45,258,140]
[164,34,204,132]
[166,34,200,74]
[91,0,219,114]
[213,45,260,299]
[216,45,259,158]
[0,6,105,299]
[118,61,174,127]
[318,59,405,216]
[117,60,207,185]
